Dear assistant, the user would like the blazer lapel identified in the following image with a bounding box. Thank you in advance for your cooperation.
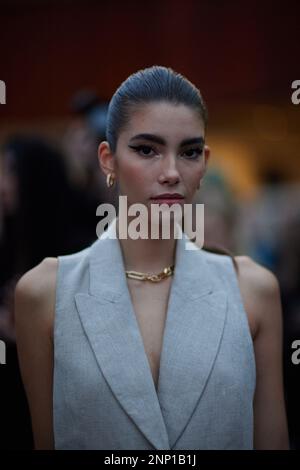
[156,232,228,449]
[74,218,228,450]
[75,219,170,450]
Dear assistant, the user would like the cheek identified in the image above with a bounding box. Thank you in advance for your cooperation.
[117,159,152,195]
[197,164,206,182]
[181,162,205,188]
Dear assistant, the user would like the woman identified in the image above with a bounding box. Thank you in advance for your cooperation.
[14,66,289,450]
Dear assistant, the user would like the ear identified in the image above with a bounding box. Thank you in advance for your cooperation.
[197,145,210,189]
[204,144,210,166]
[98,141,116,177]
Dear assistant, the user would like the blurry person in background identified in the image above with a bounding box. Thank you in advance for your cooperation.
[0,135,73,343]
[196,169,238,254]
[242,169,288,272]
[63,89,117,208]
[274,195,300,450]
[0,134,107,342]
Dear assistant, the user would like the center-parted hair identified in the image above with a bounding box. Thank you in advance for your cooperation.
[106,65,208,153]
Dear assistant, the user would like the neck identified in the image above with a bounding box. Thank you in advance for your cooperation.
[116,216,178,273]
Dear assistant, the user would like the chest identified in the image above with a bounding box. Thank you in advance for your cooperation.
[126,278,172,390]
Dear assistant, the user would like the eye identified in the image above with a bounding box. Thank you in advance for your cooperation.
[128,145,156,157]
[181,147,203,159]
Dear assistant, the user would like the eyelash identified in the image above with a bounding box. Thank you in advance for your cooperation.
[128,145,203,159]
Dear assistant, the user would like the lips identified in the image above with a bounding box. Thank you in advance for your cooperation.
[150,193,185,205]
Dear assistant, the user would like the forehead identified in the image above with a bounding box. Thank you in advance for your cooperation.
[121,102,205,141]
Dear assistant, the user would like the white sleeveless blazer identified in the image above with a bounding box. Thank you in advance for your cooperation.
[53,218,256,450]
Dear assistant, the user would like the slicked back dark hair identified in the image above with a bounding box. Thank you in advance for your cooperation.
[106,65,208,153]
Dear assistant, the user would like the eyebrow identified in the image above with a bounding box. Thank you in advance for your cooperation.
[128,133,204,147]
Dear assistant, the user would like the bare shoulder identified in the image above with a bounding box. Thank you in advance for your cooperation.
[14,257,58,449]
[15,257,58,335]
[235,255,279,293]
[233,255,281,339]
[15,257,58,300]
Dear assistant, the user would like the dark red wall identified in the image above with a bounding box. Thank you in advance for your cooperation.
[0,0,299,120]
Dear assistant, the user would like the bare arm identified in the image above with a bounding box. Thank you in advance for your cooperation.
[236,256,290,450]
[14,258,57,450]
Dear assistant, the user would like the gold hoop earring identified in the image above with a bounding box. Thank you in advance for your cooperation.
[106,173,115,188]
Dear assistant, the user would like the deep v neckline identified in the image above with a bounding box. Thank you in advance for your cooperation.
[115,220,181,397]
[124,274,175,394]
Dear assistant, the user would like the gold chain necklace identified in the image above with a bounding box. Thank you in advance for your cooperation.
[125,265,175,282]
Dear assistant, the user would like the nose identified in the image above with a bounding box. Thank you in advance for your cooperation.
[158,153,180,185]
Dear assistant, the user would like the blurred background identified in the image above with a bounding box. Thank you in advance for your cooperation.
[0,0,299,450]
